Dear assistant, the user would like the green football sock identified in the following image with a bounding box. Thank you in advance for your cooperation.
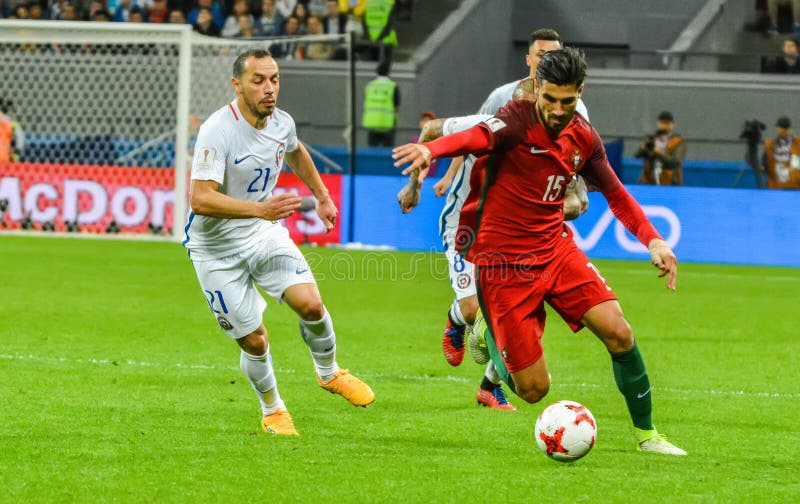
[610,341,654,431]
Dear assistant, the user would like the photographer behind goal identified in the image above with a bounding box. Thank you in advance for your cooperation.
[635,111,686,186]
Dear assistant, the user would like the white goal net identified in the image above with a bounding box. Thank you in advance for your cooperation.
[0,21,352,242]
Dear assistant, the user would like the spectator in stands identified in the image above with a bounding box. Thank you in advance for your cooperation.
[193,7,221,35]
[635,111,686,186]
[128,5,146,21]
[147,0,168,22]
[91,8,112,20]
[0,98,25,163]
[112,0,129,21]
[272,15,302,58]
[339,0,365,17]
[49,0,67,19]
[291,1,309,32]
[334,0,366,37]
[767,0,800,36]
[306,0,327,16]
[222,0,255,37]
[168,8,186,23]
[256,0,282,36]
[762,116,800,189]
[274,0,296,18]
[61,2,76,19]
[12,3,29,18]
[305,15,334,60]
[363,0,397,64]
[236,13,256,37]
[323,0,347,34]
[767,38,800,73]
[188,0,224,29]
[362,60,399,146]
[28,1,42,19]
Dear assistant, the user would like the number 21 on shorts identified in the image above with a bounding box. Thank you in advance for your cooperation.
[204,289,229,314]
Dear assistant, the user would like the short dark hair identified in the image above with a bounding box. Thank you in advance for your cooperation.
[376,59,391,76]
[776,116,791,128]
[529,28,562,47]
[233,48,273,78]
[658,110,674,122]
[535,47,587,87]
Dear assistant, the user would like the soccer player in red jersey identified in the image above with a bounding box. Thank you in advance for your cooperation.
[393,48,685,455]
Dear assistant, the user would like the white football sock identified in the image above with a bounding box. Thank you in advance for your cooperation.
[485,361,502,385]
[299,308,338,382]
[240,348,284,416]
[449,299,467,326]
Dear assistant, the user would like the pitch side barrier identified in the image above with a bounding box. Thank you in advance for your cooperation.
[348,175,800,268]
[3,162,797,266]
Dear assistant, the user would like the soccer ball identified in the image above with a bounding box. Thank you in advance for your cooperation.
[534,400,597,462]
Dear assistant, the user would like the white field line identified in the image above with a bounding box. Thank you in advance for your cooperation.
[1,353,798,400]
[599,267,799,282]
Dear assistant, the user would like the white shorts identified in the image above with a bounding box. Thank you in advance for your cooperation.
[190,227,315,338]
[445,248,476,300]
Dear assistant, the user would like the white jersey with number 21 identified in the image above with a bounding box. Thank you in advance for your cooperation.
[184,100,299,261]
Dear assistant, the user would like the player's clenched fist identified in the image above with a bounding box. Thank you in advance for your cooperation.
[316,196,337,232]
[393,143,432,175]
[648,238,678,291]
[258,192,302,221]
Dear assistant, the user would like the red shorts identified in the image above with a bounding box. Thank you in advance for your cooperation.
[476,240,617,374]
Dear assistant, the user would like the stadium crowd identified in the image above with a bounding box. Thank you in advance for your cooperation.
[0,0,409,60]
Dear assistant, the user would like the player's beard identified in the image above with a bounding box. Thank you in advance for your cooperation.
[243,93,275,120]
[538,102,572,136]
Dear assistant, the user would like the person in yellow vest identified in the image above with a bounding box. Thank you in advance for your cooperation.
[763,116,800,189]
[362,61,400,146]
[635,111,686,186]
[0,98,24,163]
[363,0,397,64]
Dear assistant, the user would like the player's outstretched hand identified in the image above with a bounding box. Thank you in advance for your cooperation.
[317,196,338,232]
[397,178,421,214]
[393,143,432,175]
[259,192,302,221]
[648,238,677,291]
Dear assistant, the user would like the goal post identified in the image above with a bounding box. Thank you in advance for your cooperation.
[0,21,353,244]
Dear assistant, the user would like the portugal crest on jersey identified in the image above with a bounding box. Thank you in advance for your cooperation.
[572,149,583,169]
[276,142,286,167]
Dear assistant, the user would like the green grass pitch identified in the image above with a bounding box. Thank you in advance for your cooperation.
[1,236,798,502]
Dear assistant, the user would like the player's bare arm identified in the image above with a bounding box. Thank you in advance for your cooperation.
[396,119,447,212]
[433,156,460,197]
[284,142,337,231]
[648,238,678,290]
[190,179,301,220]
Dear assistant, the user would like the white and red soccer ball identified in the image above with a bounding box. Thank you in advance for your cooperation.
[534,400,597,462]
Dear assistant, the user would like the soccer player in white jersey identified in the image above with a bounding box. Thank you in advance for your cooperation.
[184,49,374,436]
[397,29,589,410]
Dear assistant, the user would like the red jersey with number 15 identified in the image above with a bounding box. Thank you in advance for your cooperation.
[455,99,625,266]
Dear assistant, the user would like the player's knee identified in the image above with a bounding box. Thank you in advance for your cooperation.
[237,330,267,355]
[296,298,326,321]
[603,319,634,353]
[459,296,479,325]
[515,374,551,404]
[517,380,550,404]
